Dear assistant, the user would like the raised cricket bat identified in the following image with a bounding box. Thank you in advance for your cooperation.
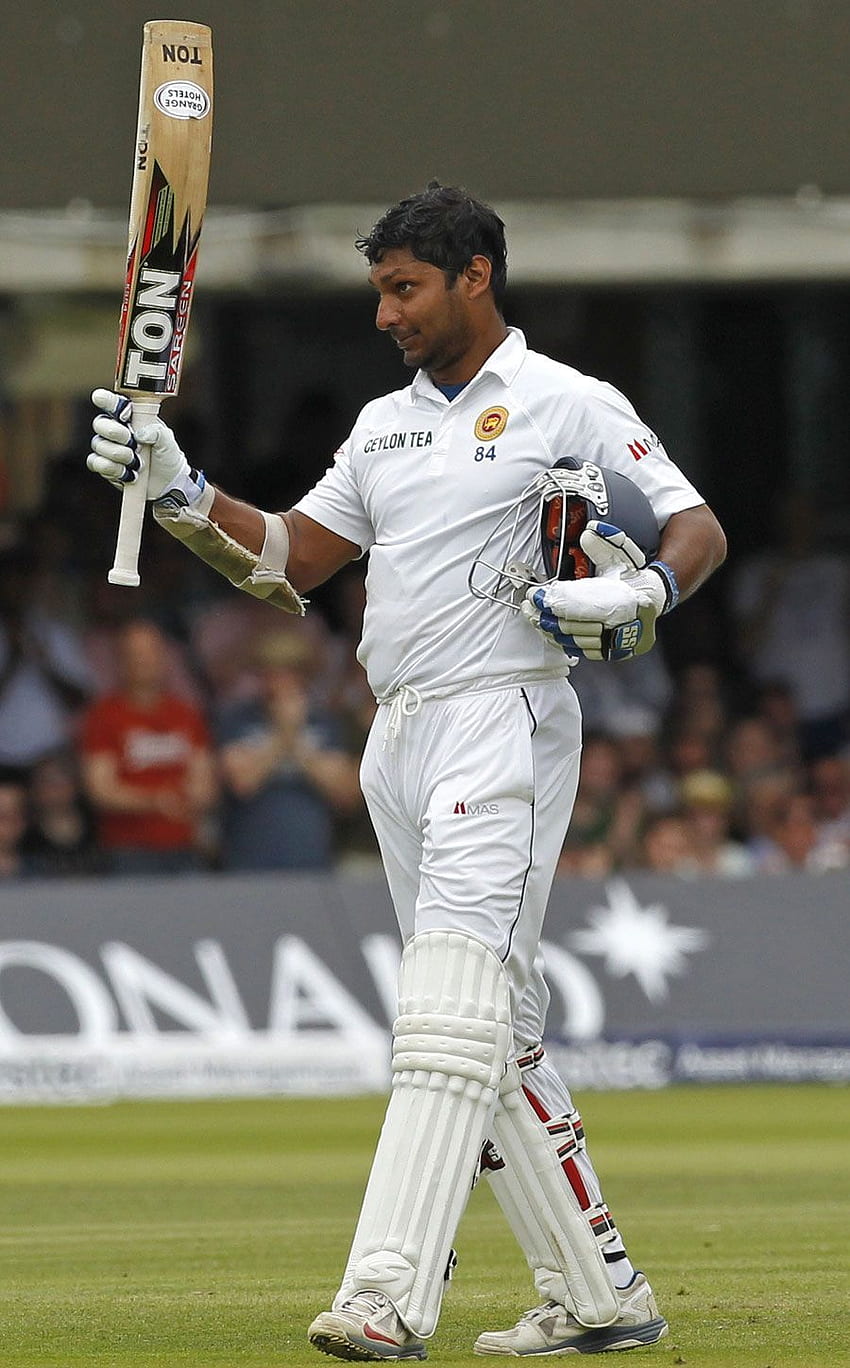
[108,19,213,586]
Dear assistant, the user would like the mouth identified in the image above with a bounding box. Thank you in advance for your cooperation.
[392,332,418,350]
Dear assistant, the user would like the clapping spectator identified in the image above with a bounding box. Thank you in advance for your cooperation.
[80,619,218,874]
[217,629,361,871]
[0,545,94,774]
[189,595,331,716]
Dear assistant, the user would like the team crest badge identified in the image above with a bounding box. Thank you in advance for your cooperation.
[474,406,509,441]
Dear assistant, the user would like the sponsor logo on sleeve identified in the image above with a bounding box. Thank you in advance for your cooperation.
[627,430,664,461]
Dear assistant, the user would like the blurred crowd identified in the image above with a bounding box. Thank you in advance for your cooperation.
[0,525,377,880]
[0,420,847,883]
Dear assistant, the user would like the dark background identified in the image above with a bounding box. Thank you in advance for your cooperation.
[3,1,849,209]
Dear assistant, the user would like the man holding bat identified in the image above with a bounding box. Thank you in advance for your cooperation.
[88,183,726,1360]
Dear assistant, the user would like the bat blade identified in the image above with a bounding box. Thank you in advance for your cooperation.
[109,20,213,587]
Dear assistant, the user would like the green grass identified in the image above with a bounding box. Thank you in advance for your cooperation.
[0,1086,847,1366]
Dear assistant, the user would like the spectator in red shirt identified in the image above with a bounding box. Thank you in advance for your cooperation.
[80,619,218,873]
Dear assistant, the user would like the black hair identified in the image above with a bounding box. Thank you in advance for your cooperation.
[355,181,508,311]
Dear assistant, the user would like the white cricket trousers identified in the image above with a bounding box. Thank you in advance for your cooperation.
[361,675,630,1270]
[360,677,581,1048]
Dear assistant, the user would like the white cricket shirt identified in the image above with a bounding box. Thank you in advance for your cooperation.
[294,328,704,700]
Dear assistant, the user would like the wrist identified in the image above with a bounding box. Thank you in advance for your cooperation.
[645,559,680,614]
[621,569,665,620]
[152,467,213,516]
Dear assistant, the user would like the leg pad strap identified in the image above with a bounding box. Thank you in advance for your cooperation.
[488,1060,619,1327]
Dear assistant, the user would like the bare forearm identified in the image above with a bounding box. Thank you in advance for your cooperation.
[203,490,358,594]
[224,729,360,810]
[206,486,351,592]
[185,751,219,814]
[294,743,362,812]
[221,738,287,799]
[208,488,266,555]
[657,505,727,602]
[85,770,168,815]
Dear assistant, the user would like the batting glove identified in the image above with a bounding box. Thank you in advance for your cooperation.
[88,388,208,509]
[522,520,669,661]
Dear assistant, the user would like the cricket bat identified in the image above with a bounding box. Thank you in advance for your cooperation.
[108,19,213,586]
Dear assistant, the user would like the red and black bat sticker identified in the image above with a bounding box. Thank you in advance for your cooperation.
[116,161,202,395]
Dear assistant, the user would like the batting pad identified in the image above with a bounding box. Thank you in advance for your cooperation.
[488,1061,619,1327]
[334,929,512,1337]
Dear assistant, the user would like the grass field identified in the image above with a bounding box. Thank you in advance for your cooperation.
[0,1085,846,1367]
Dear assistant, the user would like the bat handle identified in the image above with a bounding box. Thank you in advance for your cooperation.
[107,399,161,586]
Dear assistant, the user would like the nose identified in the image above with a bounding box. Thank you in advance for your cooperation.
[375,295,399,331]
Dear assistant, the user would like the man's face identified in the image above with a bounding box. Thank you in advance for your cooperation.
[118,623,166,692]
[368,247,477,379]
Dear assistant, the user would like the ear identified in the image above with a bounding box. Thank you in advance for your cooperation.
[462,253,493,300]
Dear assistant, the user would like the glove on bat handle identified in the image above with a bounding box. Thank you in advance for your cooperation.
[107,399,160,586]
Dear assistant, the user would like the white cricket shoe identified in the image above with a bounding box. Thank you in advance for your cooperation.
[473,1273,668,1356]
[308,1289,427,1361]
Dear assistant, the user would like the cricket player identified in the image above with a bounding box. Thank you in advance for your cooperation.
[88,183,727,1359]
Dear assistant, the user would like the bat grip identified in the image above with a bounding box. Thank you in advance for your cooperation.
[107,399,161,586]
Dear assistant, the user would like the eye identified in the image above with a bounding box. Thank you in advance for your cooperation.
[397,281,415,295]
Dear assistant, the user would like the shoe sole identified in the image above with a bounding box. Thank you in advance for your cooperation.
[474,1316,668,1355]
[309,1328,427,1362]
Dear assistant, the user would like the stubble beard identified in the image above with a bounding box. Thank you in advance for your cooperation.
[418,318,475,382]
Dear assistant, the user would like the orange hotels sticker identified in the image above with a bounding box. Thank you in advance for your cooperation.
[474,406,509,441]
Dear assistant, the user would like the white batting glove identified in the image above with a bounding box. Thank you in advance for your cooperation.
[88,388,207,509]
[522,520,668,661]
[580,521,648,575]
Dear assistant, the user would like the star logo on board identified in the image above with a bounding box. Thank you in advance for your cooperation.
[568,879,710,1003]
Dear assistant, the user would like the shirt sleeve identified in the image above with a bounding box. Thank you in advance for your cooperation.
[575,379,706,524]
[292,429,375,554]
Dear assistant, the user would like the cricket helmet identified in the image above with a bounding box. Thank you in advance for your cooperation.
[468,457,660,609]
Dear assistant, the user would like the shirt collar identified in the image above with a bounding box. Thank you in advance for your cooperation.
[410,326,528,404]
